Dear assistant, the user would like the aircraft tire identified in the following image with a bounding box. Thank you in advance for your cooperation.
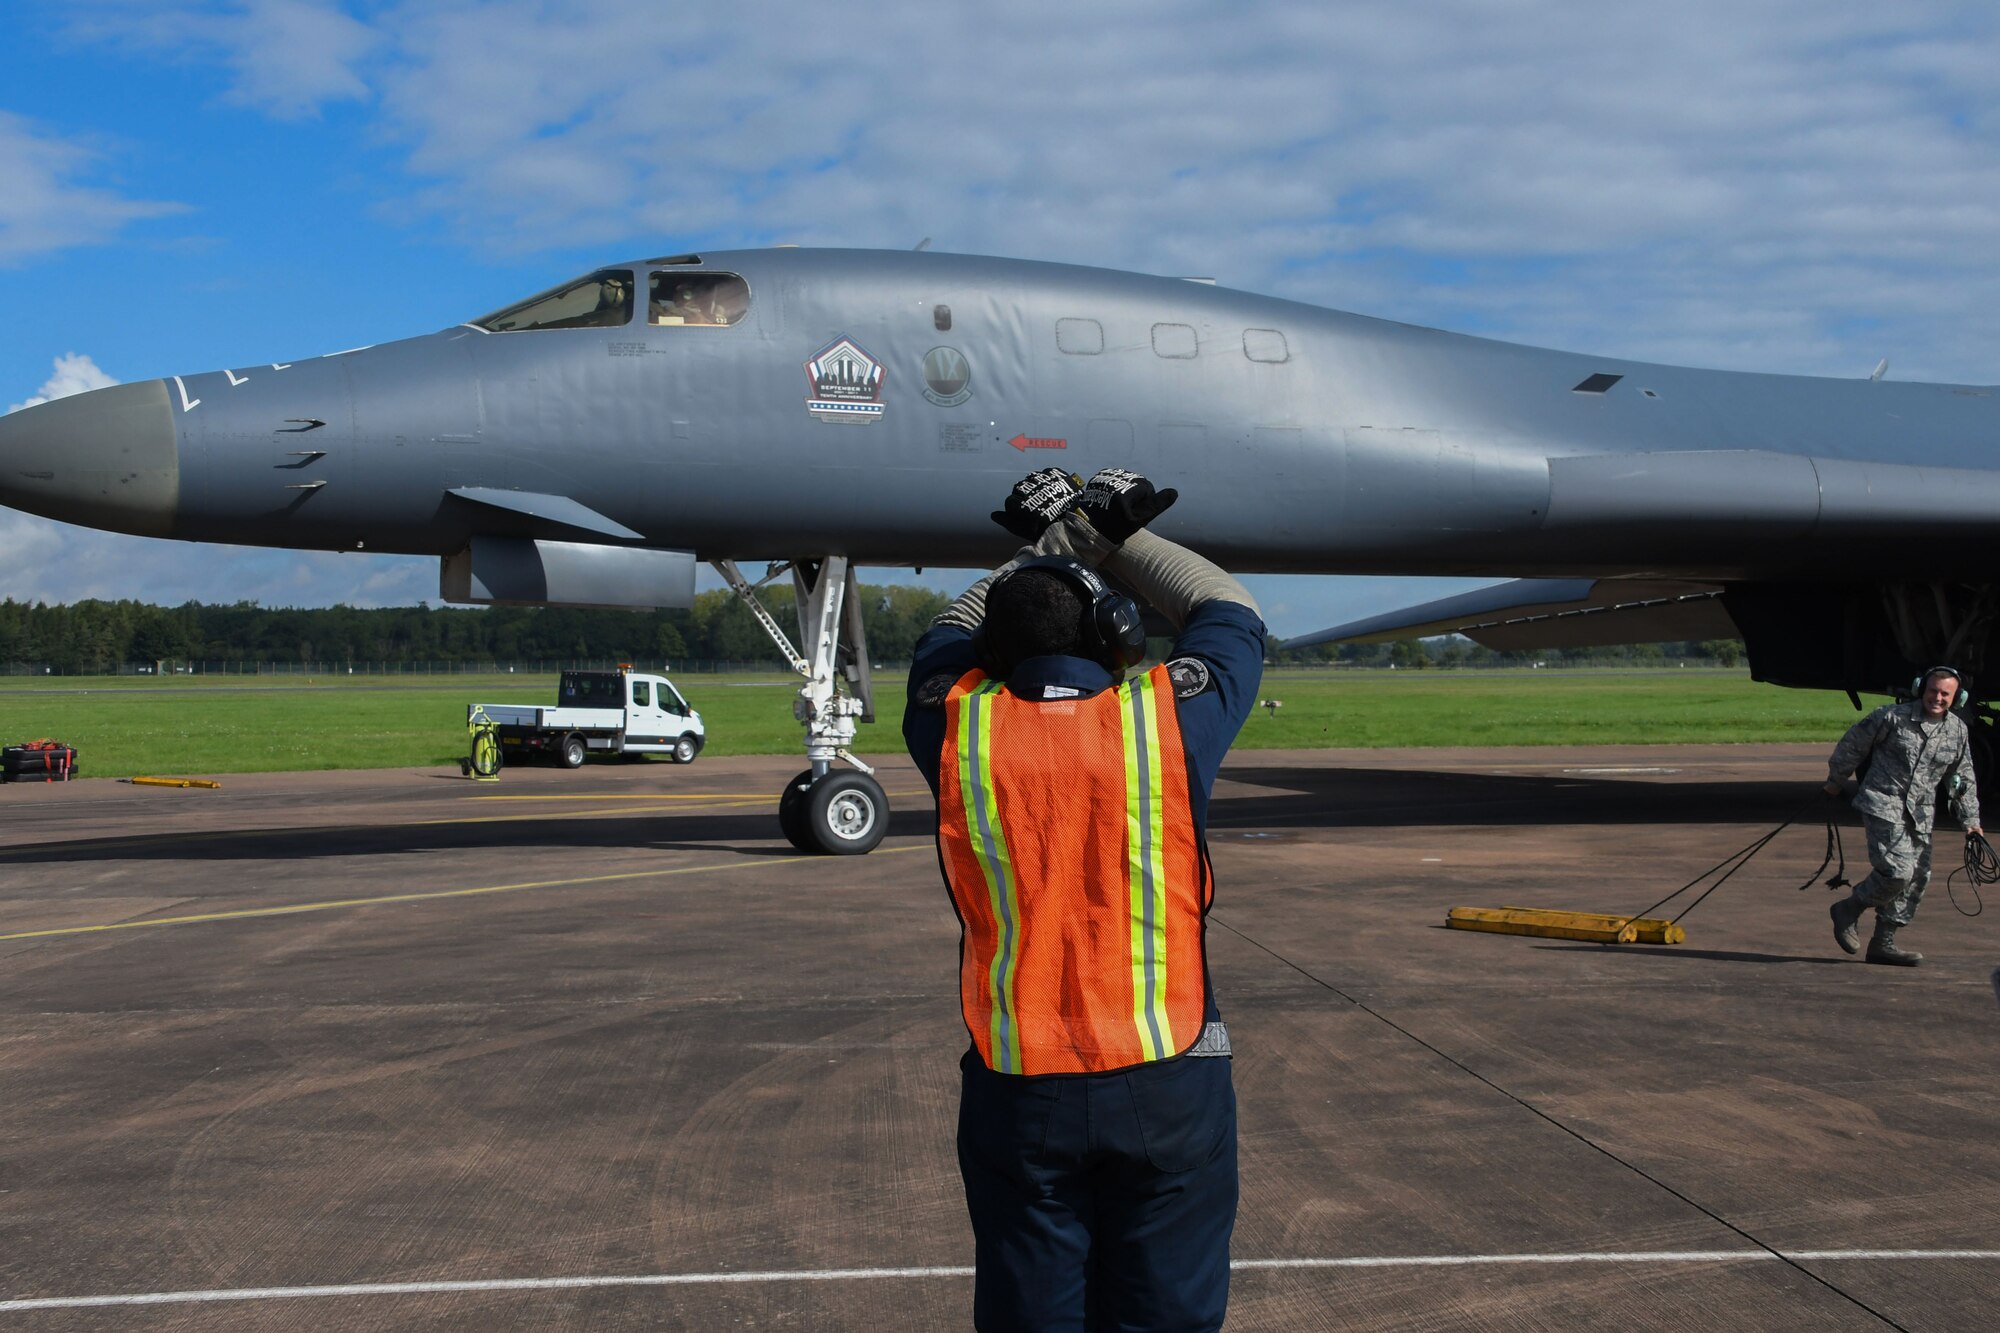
[778,768,818,852]
[558,734,587,769]
[672,734,699,764]
[805,770,888,856]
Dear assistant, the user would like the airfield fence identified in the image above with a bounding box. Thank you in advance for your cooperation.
[0,656,1743,678]
[0,659,815,678]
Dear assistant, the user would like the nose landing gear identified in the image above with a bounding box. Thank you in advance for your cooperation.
[716,555,890,855]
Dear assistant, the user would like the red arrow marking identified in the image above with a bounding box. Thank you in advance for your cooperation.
[1009,434,1068,451]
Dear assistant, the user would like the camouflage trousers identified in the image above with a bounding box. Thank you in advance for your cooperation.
[1846,813,1935,928]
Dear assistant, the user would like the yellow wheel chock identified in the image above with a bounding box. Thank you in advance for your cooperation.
[1446,906,1685,945]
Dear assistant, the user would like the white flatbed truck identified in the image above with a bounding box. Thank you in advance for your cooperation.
[471,668,705,768]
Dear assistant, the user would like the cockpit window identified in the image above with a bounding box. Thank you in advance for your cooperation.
[648,271,749,326]
[474,270,635,332]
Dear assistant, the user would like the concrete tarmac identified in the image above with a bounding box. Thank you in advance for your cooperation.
[2,746,1997,1330]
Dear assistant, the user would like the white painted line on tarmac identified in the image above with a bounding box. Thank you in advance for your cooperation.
[0,844,931,942]
[1236,1250,2000,1268]
[7,1252,1999,1312]
[0,1270,975,1313]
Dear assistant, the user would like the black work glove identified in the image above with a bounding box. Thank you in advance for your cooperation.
[1074,468,1178,544]
[991,468,1082,540]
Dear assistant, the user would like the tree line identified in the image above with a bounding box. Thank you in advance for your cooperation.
[0,589,1746,675]
[0,584,955,674]
[1267,636,1746,669]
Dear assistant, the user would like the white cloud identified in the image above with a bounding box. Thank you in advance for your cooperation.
[0,509,437,610]
[215,0,379,118]
[323,1,2000,379]
[0,113,186,264]
[7,353,119,414]
[58,0,378,120]
[46,2,2000,377]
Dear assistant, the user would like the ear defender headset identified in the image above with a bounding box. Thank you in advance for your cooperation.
[1911,665,1970,710]
[981,555,1148,674]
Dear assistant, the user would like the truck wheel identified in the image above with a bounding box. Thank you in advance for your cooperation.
[806,770,888,855]
[778,769,817,851]
[559,734,587,769]
[672,734,699,764]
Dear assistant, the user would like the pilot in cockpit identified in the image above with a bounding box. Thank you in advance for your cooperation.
[647,283,707,325]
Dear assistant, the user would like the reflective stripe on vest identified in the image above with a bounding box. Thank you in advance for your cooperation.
[939,665,1207,1075]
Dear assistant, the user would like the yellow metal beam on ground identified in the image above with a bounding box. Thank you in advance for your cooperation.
[128,776,222,789]
[1446,905,1686,945]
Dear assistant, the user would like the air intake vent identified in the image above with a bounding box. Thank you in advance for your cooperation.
[646,254,702,266]
[1573,373,1623,394]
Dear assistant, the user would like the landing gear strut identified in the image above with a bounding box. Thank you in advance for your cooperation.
[715,556,889,855]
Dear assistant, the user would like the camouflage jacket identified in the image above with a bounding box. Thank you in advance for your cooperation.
[1827,701,1980,834]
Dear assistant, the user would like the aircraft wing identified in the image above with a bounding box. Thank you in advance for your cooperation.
[445,487,643,541]
[1279,578,1735,652]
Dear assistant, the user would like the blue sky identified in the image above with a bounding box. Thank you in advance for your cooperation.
[4,1,1999,636]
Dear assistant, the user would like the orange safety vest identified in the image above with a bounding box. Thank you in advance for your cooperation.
[938,665,1210,1075]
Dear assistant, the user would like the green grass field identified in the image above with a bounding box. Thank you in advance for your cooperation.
[0,668,1866,780]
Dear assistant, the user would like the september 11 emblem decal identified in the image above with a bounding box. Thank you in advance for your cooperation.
[805,336,886,424]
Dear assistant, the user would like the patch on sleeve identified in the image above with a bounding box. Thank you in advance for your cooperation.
[915,671,958,708]
[1166,656,1213,699]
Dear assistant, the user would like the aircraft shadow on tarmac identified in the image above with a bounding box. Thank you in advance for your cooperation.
[0,806,940,865]
[0,766,1835,866]
[1213,766,1827,830]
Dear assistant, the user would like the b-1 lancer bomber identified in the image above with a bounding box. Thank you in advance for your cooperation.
[4,247,1999,851]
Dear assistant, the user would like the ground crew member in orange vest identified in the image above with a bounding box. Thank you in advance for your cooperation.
[903,468,1265,1332]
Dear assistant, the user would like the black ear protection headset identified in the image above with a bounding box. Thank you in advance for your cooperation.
[977,555,1147,674]
[1911,665,1969,710]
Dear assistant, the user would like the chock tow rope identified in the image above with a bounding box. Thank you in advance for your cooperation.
[1797,806,1850,893]
[1618,798,1827,936]
[1454,792,1994,946]
[1450,797,1830,947]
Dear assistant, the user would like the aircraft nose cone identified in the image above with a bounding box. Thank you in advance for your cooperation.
[0,380,179,537]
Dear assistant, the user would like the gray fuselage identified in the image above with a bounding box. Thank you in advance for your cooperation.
[4,247,1997,586]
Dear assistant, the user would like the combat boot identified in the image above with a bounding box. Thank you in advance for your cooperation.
[1865,921,1922,967]
[1830,898,1863,954]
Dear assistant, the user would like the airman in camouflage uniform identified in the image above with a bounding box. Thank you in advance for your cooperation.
[1823,667,1982,966]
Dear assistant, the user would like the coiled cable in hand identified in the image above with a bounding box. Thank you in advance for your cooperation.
[1947,831,1997,917]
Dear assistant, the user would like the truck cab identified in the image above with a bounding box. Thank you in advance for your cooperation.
[558,669,697,752]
